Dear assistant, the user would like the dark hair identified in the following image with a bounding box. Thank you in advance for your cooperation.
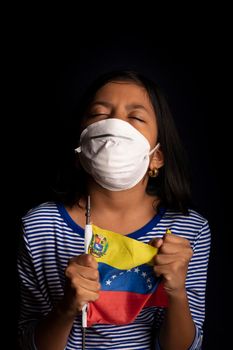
[55,70,191,214]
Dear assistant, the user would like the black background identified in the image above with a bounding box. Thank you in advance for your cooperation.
[11,43,231,349]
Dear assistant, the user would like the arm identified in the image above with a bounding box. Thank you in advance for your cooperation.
[34,254,100,350]
[158,289,196,350]
[34,304,76,350]
[152,221,211,350]
[18,229,100,350]
[17,230,51,349]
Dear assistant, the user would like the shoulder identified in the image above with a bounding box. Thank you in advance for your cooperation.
[22,201,59,222]
[160,208,211,246]
[162,208,209,229]
[21,201,62,236]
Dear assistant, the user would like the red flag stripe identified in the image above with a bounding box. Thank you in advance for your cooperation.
[87,283,168,326]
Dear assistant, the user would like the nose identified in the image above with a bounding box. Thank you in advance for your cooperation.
[108,107,128,122]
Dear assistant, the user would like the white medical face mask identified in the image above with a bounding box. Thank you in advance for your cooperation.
[75,118,160,191]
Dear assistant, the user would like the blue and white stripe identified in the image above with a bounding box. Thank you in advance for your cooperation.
[18,202,211,349]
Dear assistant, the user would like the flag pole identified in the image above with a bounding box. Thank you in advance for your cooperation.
[82,195,92,350]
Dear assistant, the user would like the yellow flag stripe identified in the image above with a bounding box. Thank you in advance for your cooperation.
[88,225,158,270]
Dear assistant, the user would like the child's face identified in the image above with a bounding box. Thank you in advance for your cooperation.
[84,81,158,149]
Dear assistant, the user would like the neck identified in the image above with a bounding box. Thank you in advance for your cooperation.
[85,178,158,215]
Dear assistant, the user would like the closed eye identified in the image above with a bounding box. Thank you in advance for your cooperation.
[129,116,145,122]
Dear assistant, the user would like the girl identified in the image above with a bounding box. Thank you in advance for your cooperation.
[18,70,211,349]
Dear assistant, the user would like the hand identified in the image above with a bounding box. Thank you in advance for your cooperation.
[59,254,100,317]
[151,233,193,297]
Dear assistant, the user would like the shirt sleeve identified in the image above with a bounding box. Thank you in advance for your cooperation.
[154,219,211,350]
[17,226,51,349]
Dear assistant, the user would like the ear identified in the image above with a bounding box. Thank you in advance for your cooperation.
[149,148,164,171]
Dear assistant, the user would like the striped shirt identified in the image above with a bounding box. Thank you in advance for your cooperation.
[17,202,211,349]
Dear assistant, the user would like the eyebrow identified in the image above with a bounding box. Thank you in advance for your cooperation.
[90,101,150,113]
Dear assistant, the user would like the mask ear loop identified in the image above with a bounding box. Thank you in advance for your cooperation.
[149,142,160,156]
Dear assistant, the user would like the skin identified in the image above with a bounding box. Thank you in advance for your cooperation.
[35,82,195,350]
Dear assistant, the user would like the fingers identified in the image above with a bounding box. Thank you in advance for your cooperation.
[66,254,99,282]
[71,254,98,269]
[153,264,171,278]
[151,233,192,252]
[66,265,100,290]
[66,263,99,282]
[63,254,101,312]
[158,241,191,255]
[162,232,190,246]
[154,253,181,265]
[151,232,193,294]
[64,277,100,311]
[71,274,101,293]
[152,235,193,261]
[150,238,163,249]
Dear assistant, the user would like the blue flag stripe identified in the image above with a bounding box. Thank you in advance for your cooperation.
[98,262,160,294]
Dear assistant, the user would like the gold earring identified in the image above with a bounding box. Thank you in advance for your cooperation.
[148,168,159,178]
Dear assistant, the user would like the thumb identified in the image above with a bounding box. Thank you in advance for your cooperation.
[149,237,163,249]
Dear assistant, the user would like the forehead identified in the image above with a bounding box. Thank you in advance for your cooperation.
[92,81,153,109]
